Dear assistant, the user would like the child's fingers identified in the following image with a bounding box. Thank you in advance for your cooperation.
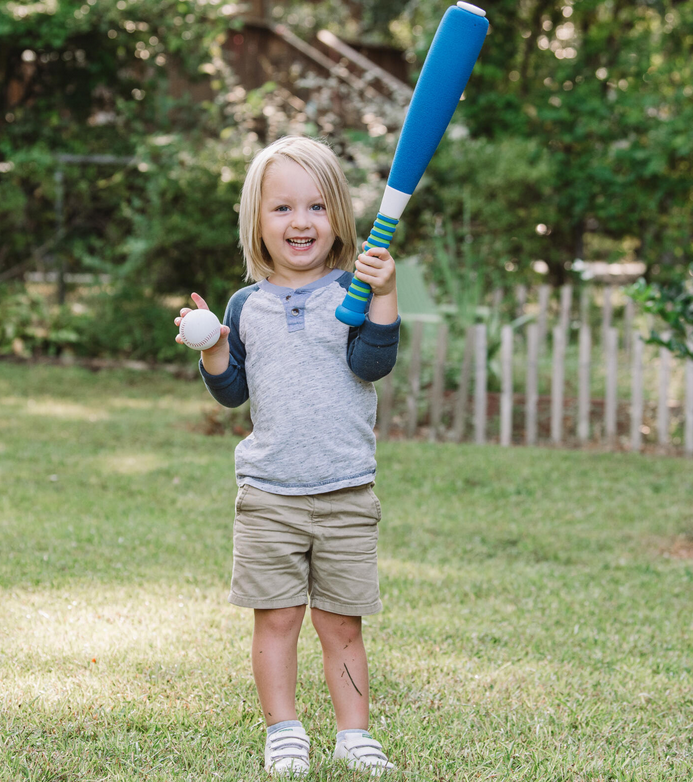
[211,326,231,343]
[204,327,230,352]
[355,261,375,278]
[355,253,396,294]
[354,267,380,287]
[361,244,390,258]
[357,257,390,277]
[361,241,387,252]
[357,254,384,270]
[191,292,210,310]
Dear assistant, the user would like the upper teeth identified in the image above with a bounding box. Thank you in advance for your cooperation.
[289,239,313,245]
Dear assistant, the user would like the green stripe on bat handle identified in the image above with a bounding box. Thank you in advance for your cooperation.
[335,214,399,326]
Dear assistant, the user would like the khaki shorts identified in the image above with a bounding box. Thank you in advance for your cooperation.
[230,482,382,616]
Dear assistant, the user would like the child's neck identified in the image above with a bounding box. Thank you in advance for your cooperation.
[267,267,333,289]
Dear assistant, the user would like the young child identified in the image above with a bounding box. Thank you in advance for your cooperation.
[175,136,399,777]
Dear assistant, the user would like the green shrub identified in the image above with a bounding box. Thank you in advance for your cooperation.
[71,285,184,364]
[0,283,84,358]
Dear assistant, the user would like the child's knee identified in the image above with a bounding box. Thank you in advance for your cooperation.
[254,605,305,636]
[311,608,362,644]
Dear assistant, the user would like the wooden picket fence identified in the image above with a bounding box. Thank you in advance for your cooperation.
[376,284,693,457]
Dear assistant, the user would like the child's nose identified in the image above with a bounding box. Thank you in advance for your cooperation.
[291,209,312,229]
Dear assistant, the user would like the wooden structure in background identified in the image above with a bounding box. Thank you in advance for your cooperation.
[218,1,410,134]
[376,284,693,458]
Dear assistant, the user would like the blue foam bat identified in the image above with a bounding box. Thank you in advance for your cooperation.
[336,2,489,326]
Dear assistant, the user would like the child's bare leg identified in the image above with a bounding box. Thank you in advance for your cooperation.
[252,606,306,725]
[310,607,369,731]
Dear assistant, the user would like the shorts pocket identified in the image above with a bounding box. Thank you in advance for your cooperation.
[367,486,382,522]
[234,484,250,514]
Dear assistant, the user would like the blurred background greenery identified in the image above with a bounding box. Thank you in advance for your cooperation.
[0,0,691,363]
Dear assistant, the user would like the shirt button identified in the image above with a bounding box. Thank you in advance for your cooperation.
[285,295,291,300]
[291,308,300,316]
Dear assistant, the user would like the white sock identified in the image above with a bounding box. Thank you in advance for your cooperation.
[267,719,302,737]
[337,728,370,743]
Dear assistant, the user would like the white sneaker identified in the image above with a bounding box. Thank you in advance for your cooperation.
[264,725,310,777]
[334,732,394,776]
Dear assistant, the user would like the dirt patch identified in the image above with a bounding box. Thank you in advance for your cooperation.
[661,535,693,560]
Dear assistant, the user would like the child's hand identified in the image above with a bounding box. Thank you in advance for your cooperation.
[355,245,396,297]
[174,292,230,355]
[356,244,398,325]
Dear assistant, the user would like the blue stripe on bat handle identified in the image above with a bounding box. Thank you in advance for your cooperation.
[335,215,398,327]
[335,4,488,327]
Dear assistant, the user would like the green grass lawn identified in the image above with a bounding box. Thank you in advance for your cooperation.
[1,363,692,781]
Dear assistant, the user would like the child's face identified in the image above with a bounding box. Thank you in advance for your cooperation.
[260,159,336,286]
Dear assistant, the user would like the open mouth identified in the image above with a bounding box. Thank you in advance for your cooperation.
[287,238,315,248]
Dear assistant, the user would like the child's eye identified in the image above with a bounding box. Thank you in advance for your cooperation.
[310,204,326,211]
[275,205,290,212]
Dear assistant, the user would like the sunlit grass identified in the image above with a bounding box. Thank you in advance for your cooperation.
[1,363,692,781]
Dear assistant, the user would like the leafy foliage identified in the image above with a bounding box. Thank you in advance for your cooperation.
[75,283,186,363]
[402,0,693,282]
[1,0,692,362]
[627,267,693,360]
[0,279,191,363]
[0,282,82,358]
[0,0,250,295]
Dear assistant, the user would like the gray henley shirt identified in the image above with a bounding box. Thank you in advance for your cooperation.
[200,268,400,495]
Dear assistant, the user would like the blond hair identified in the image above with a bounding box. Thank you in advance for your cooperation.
[239,136,357,282]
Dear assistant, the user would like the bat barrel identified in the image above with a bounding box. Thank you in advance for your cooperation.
[387,4,488,196]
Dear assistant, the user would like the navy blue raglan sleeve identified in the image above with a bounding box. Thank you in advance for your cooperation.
[337,272,401,382]
[346,316,401,381]
[198,285,257,408]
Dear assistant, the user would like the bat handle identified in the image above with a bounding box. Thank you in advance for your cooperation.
[335,213,399,326]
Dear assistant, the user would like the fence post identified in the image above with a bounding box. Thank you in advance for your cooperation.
[577,324,591,443]
[551,326,565,445]
[452,325,474,443]
[580,286,590,327]
[631,336,644,453]
[515,284,527,318]
[429,323,448,442]
[406,320,423,439]
[559,284,572,338]
[54,169,66,305]
[605,327,618,449]
[378,372,394,441]
[526,323,539,446]
[657,341,671,448]
[474,323,487,445]
[602,285,613,347]
[500,325,513,447]
[624,297,635,356]
[685,357,693,458]
[538,284,550,355]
